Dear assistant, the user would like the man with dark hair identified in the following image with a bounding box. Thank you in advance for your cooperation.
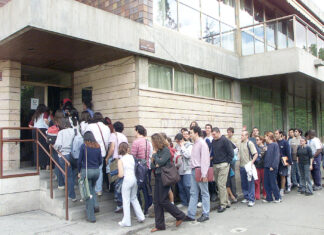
[211,127,234,213]
[131,125,152,215]
[275,129,292,197]
[174,133,193,208]
[290,128,302,189]
[249,127,259,146]
[185,126,210,223]
[288,128,295,142]
[239,131,258,207]
[308,130,323,191]
[106,121,128,213]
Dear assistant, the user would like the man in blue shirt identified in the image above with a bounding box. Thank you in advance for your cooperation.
[275,130,292,197]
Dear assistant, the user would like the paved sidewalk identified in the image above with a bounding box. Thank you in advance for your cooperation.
[1,188,324,235]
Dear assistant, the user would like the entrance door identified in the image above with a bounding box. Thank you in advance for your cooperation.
[20,84,46,164]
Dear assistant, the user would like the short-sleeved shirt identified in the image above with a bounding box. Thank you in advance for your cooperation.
[239,140,257,167]
[109,132,128,159]
[308,137,322,156]
[290,137,301,161]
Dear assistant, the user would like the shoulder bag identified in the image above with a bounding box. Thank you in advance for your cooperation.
[161,162,180,186]
[78,147,91,201]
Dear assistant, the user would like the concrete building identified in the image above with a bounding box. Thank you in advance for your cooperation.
[0,0,323,218]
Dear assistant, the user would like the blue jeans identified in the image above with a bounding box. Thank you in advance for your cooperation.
[240,167,255,202]
[298,163,313,194]
[178,174,191,206]
[187,169,210,219]
[59,154,76,199]
[53,151,64,187]
[81,168,100,222]
[291,160,300,186]
[311,156,322,187]
[95,163,103,193]
[264,167,280,201]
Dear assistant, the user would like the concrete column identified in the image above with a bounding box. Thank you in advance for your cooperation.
[281,77,289,132]
[0,60,21,170]
[232,80,241,103]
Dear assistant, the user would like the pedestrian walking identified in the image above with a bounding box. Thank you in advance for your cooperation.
[255,136,266,200]
[150,133,185,232]
[77,131,102,222]
[117,142,145,227]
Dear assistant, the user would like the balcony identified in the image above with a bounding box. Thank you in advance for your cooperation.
[240,15,324,59]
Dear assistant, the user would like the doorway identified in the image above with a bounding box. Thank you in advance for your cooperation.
[20,65,72,166]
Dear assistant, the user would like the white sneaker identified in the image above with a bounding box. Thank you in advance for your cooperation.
[58,186,64,190]
[262,199,271,203]
[197,202,202,208]
[280,189,285,197]
[118,221,130,227]
[248,201,255,207]
[273,199,282,203]
[241,199,248,203]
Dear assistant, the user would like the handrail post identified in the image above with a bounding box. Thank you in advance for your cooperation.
[65,162,69,220]
[0,128,3,178]
[50,145,53,199]
[36,129,39,173]
[293,15,297,48]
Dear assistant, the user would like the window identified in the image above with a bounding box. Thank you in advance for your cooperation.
[319,36,324,60]
[153,0,178,30]
[240,0,253,27]
[148,63,172,90]
[197,76,214,98]
[178,3,201,39]
[174,70,194,94]
[82,87,93,104]
[202,13,220,46]
[148,63,232,101]
[307,29,317,57]
[216,79,231,100]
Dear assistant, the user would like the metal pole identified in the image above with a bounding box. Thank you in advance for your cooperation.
[50,146,53,199]
[65,162,69,220]
[36,129,39,173]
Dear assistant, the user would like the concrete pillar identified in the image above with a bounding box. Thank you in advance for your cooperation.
[0,60,21,171]
[281,77,289,133]
[232,80,241,103]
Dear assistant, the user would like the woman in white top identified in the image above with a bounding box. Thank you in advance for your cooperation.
[117,142,145,227]
[80,111,90,136]
[29,104,50,170]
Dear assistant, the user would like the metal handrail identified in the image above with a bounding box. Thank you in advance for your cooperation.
[239,14,323,38]
[0,127,70,220]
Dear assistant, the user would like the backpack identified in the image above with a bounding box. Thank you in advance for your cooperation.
[46,125,59,145]
[133,157,148,187]
[71,129,84,159]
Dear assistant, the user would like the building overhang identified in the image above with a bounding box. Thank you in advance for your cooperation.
[239,47,324,82]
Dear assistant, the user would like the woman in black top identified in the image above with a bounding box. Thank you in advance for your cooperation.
[150,133,185,232]
[78,131,102,223]
[297,137,313,195]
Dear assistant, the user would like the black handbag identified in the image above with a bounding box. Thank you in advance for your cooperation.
[161,163,180,186]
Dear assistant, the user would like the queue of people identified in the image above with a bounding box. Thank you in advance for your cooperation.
[29,102,324,231]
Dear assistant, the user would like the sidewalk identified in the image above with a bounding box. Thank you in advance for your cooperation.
[1,188,324,235]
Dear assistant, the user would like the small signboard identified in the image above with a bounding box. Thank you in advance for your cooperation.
[31,98,39,110]
[139,39,155,53]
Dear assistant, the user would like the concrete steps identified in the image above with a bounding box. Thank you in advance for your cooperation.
[39,170,116,221]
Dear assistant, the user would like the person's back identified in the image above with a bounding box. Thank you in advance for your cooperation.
[87,122,110,157]
[264,142,280,169]
[54,127,75,155]
[131,137,151,167]
[121,154,136,180]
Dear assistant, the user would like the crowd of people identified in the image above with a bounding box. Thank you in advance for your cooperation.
[29,101,324,231]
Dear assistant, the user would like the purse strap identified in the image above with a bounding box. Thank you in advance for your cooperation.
[96,123,107,152]
[85,146,88,179]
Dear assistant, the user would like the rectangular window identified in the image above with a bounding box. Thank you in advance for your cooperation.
[82,87,93,104]
[174,70,194,94]
[197,75,214,98]
[148,63,172,91]
[216,79,232,100]
[178,3,201,39]
[153,0,178,29]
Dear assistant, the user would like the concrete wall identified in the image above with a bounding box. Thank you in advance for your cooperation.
[0,175,40,216]
[239,47,324,82]
[73,56,139,142]
[0,60,21,170]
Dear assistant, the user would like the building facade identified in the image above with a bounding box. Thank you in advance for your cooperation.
[0,0,323,170]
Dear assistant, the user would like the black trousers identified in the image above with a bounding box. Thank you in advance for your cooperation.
[154,174,185,230]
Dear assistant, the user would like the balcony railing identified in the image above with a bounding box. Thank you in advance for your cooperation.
[240,14,324,59]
